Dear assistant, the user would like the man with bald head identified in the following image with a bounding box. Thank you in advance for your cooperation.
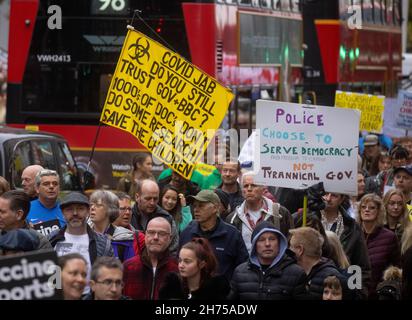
[123,216,178,299]
[130,179,179,254]
[21,165,44,200]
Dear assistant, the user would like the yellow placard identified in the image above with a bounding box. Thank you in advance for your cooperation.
[407,204,412,222]
[334,91,385,133]
[100,28,234,179]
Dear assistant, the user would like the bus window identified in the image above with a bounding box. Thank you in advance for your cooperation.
[373,0,383,24]
[380,0,386,24]
[362,0,373,23]
[385,0,393,25]
[239,0,252,6]
[252,0,260,7]
[290,0,300,12]
[281,0,291,11]
[340,0,352,18]
[273,0,281,10]
[393,0,401,26]
[260,0,271,9]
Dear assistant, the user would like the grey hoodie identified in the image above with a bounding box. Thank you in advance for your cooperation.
[111,225,135,241]
[249,224,288,270]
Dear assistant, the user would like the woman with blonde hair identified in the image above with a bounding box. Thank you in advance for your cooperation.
[383,189,410,244]
[357,193,401,298]
[325,231,350,269]
[0,176,10,195]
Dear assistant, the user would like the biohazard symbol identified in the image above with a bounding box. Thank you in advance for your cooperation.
[128,37,150,65]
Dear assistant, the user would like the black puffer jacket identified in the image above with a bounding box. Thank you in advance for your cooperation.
[228,221,307,300]
[306,258,345,300]
[229,252,307,300]
[159,272,230,300]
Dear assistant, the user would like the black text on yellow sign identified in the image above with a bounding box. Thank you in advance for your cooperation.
[334,91,385,134]
[100,28,234,179]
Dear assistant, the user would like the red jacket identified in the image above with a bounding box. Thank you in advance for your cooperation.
[123,249,178,300]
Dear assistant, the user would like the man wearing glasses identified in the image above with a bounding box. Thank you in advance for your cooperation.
[123,216,178,300]
[85,257,130,300]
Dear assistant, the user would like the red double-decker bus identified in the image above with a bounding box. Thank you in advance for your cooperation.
[7,0,303,188]
[302,0,402,106]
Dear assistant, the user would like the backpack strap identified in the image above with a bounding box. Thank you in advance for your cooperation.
[134,230,141,254]
[116,243,126,262]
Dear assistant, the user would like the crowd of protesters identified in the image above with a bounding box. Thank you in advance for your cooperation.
[1,132,412,301]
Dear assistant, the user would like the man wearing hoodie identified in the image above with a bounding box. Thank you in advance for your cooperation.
[289,227,347,300]
[226,171,294,253]
[229,221,307,300]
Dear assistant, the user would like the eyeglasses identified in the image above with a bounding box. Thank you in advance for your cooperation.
[361,205,378,211]
[146,230,170,238]
[90,202,105,208]
[243,183,258,189]
[95,279,124,288]
[120,207,132,212]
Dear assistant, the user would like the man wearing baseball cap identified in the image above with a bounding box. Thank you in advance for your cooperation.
[362,134,381,176]
[48,192,114,294]
[393,165,412,204]
[178,190,248,280]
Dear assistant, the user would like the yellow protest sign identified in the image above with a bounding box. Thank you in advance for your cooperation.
[100,27,234,179]
[407,204,412,222]
[334,91,385,133]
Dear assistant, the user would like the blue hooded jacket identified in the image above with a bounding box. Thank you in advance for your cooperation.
[249,221,288,270]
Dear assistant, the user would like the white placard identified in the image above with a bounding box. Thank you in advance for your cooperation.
[394,90,412,130]
[254,100,360,195]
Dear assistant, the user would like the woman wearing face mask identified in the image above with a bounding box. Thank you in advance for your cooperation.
[383,189,410,245]
[159,185,192,233]
[358,193,401,299]
[159,237,230,300]
[58,253,88,300]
